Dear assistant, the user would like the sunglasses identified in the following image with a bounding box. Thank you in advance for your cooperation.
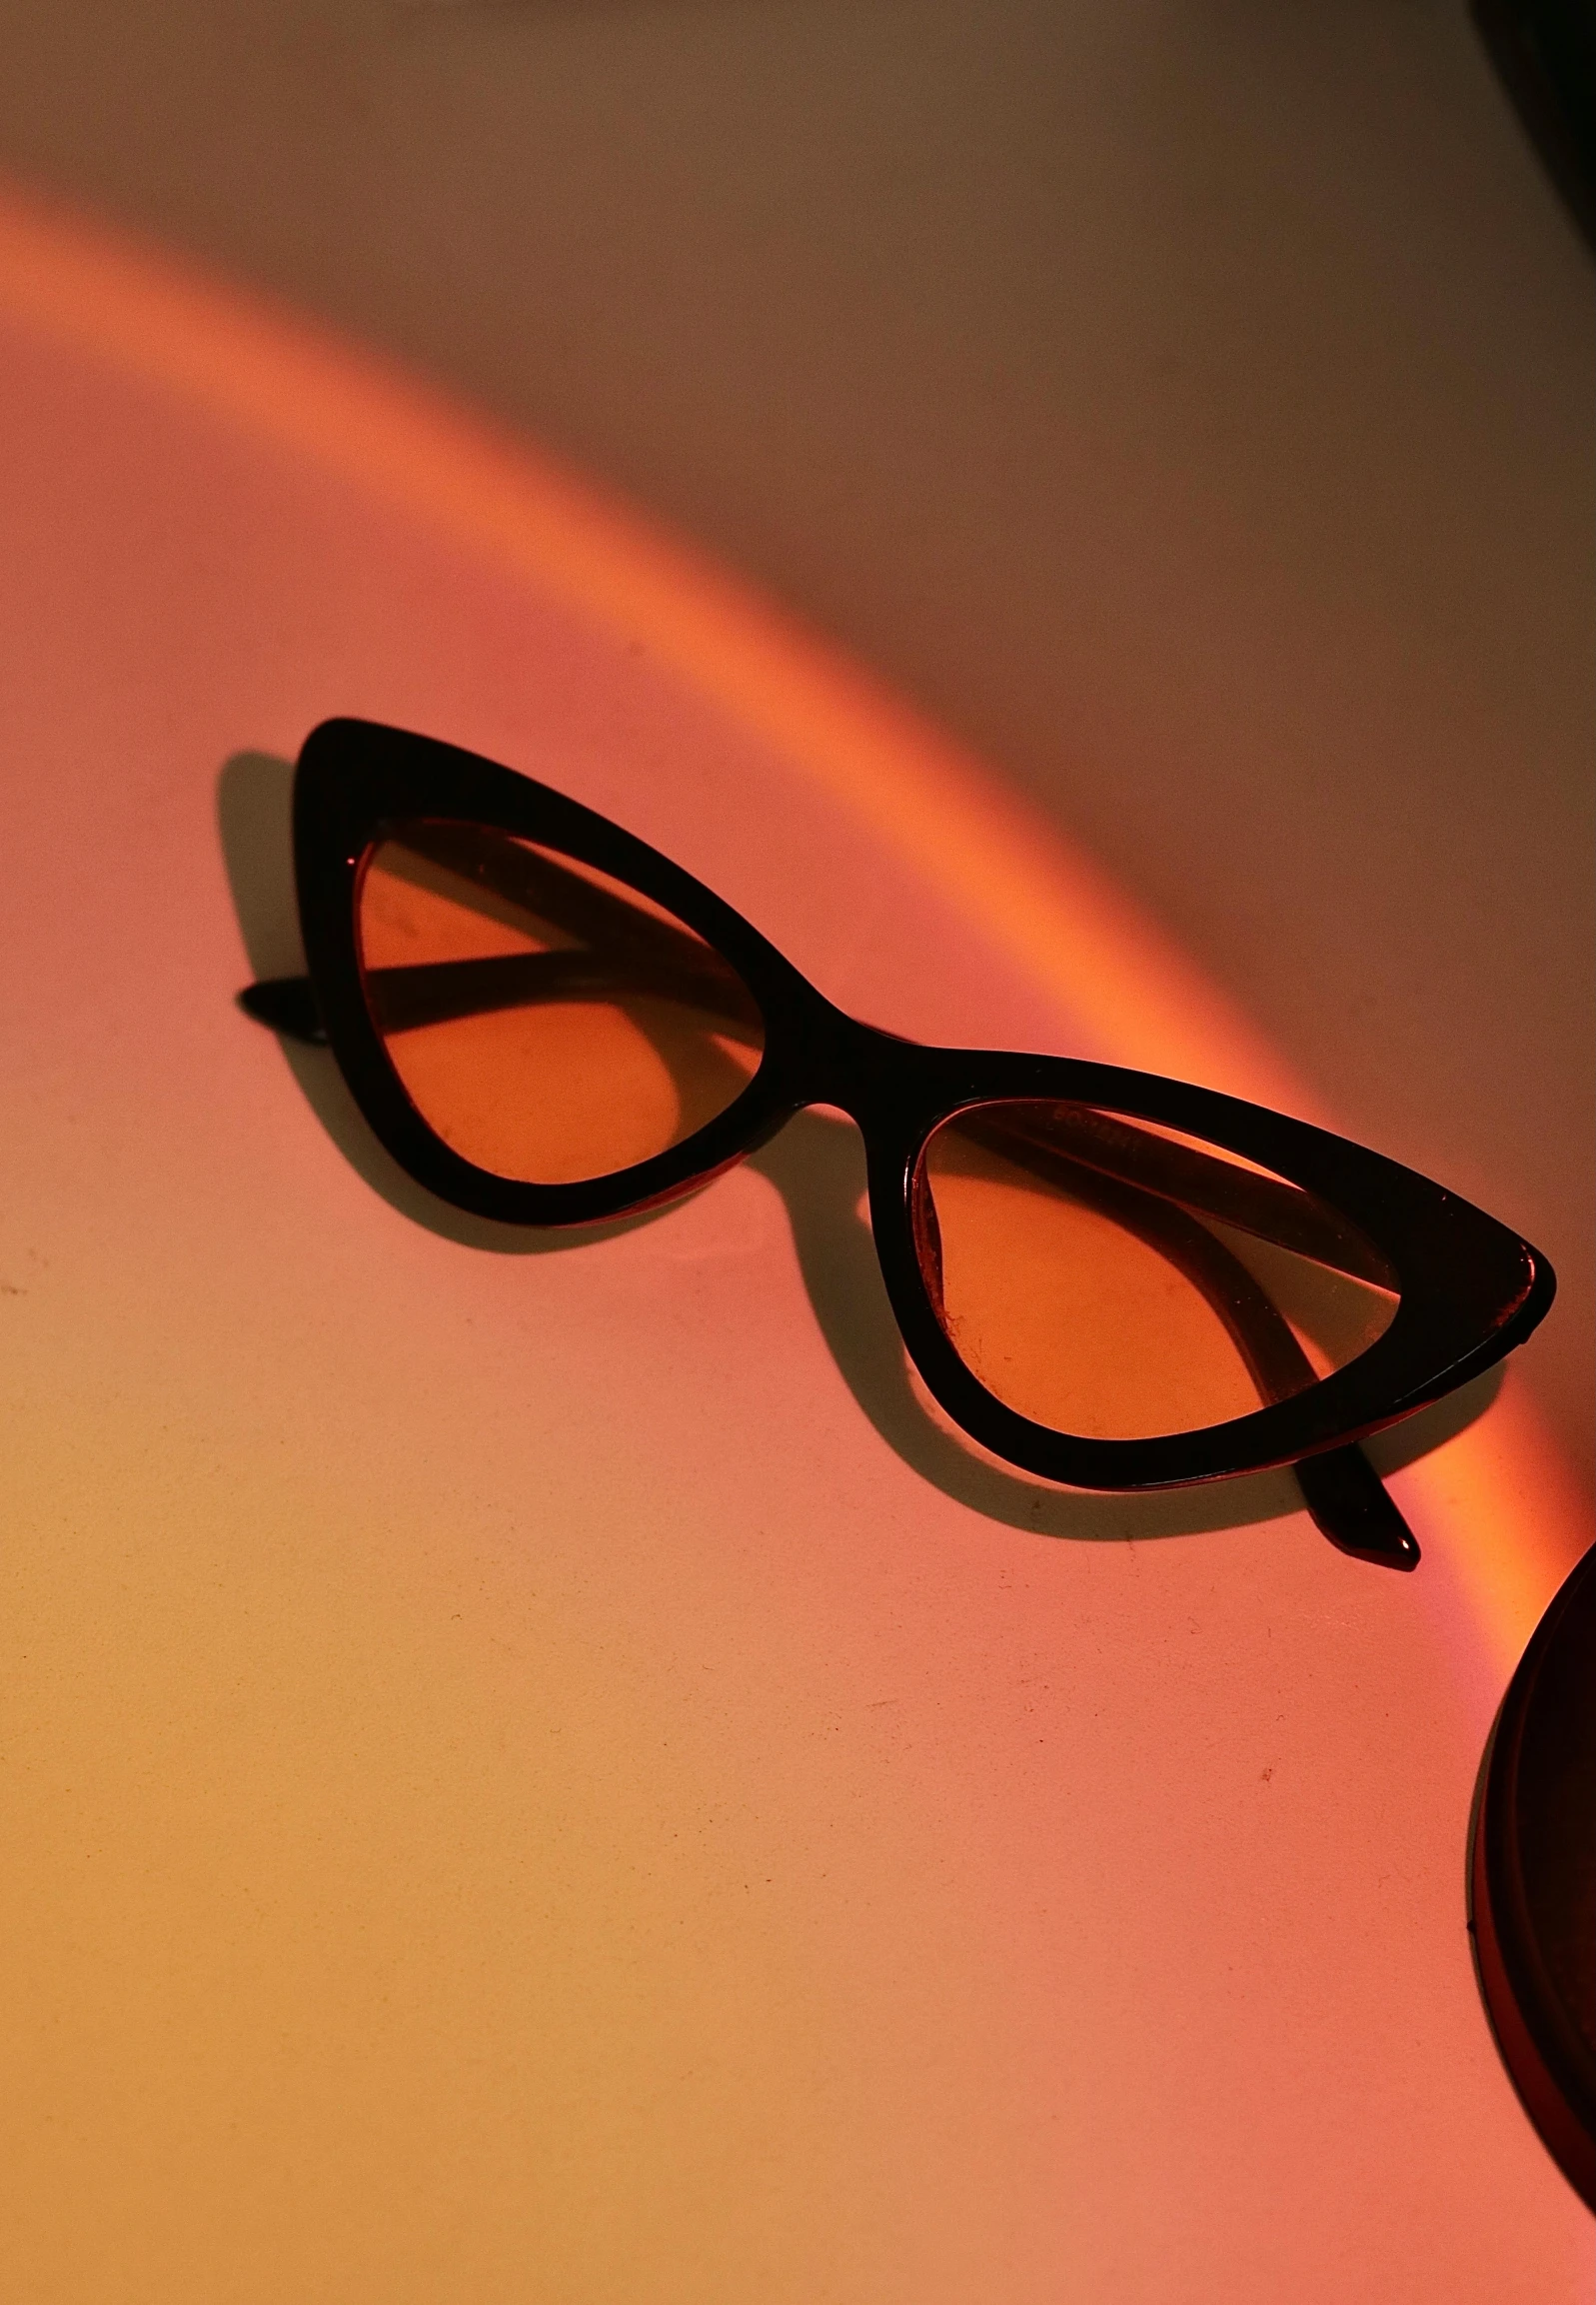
[240,719,1555,1573]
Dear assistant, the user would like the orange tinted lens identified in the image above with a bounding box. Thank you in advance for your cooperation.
[356,821,765,1184]
[914,1101,1398,1440]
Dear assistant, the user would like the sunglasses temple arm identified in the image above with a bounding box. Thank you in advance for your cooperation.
[1292,1445,1419,1569]
[393,822,748,1001]
[237,949,764,1045]
[966,1118,1420,1569]
[1137,1195,1420,1570]
[989,1107,1388,1286]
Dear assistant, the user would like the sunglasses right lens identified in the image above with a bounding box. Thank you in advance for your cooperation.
[355,820,766,1185]
[913,1100,1399,1441]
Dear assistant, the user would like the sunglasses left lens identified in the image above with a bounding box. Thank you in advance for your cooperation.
[355,820,765,1184]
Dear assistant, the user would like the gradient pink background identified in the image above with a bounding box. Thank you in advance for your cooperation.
[0,200,1588,2299]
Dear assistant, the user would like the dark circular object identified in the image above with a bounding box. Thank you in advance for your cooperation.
[1472,1541,1596,2209]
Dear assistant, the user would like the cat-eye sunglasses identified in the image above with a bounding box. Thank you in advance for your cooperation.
[241,719,1555,1572]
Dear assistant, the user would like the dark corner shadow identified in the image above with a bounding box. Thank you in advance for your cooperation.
[216,746,1505,1548]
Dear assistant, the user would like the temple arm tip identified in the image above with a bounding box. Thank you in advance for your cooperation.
[1294,1444,1421,1571]
[237,976,328,1047]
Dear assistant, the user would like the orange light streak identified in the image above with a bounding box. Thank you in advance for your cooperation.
[0,177,1583,1688]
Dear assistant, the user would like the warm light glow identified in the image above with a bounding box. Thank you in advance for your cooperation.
[0,184,1298,1106]
[0,180,1587,2301]
[8,186,1557,1644]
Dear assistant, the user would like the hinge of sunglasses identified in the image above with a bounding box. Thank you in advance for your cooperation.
[237,976,327,1046]
[1294,1444,1420,1570]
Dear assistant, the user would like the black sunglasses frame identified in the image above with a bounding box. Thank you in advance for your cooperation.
[244,719,1554,1569]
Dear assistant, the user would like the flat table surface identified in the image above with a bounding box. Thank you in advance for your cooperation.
[0,200,1590,2302]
